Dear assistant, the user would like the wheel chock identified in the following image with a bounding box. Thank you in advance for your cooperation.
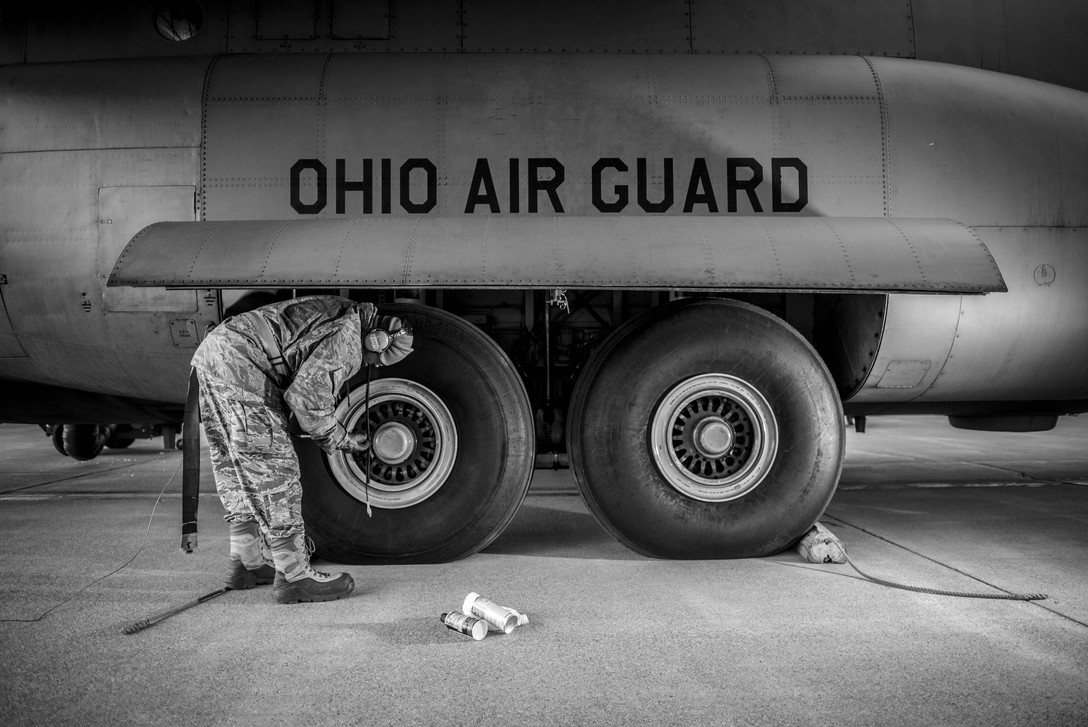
[795,522,847,564]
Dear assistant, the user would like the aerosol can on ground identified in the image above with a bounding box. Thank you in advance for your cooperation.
[440,611,488,640]
[463,592,519,634]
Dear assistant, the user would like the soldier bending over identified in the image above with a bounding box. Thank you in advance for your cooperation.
[191,295,413,604]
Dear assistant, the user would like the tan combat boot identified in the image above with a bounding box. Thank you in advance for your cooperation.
[270,533,355,604]
[225,520,276,589]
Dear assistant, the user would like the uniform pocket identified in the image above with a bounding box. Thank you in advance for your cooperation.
[238,404,278,450]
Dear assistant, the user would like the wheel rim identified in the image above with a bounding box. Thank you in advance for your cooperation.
[328,378,457,510]
[649,374,778,502]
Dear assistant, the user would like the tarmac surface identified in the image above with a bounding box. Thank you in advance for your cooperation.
[1,415,1086,726]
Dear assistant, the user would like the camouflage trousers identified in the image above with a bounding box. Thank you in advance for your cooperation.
[195,369,305,541]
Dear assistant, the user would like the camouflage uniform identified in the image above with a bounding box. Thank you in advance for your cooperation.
[191,296,375,540]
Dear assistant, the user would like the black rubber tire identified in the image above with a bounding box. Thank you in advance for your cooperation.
[297,304,535,564]
[51,425,67,456]
[62,424,106,461]
[105,424,135,449]
[568,298,844,559]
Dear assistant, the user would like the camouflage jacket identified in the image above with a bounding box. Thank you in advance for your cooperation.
[192,296,376,453]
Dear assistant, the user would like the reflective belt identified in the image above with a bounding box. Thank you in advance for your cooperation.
[250,313,290,383]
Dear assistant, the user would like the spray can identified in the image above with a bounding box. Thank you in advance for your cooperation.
[440,612,487,641]
[463,592,518,634]
[503,607,529,627]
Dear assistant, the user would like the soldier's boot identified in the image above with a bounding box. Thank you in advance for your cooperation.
[225,521,276,589]
[270,533,355,604]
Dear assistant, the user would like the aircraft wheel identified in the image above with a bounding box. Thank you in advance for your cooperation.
[568,298,844,558]
[105,424,136,449]
[62,424,107,461]
[51,425,67,456]
[297,304,535,564]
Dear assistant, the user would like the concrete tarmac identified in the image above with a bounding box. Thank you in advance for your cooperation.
[1,416,1086,726]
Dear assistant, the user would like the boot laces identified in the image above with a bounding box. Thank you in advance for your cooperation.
[300,535,331,579]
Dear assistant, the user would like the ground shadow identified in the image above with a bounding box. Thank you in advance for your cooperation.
[483,497,645,561]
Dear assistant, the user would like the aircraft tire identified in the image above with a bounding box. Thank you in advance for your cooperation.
[62,424,106,461]
[105,424,135,449]
[51,425,67,456]
[297,304,535,564]
[568,298,844,559]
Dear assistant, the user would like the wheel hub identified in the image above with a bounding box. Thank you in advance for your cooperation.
[692,417,735,458]
[355,399,437,486]
[328,379,457,509]
[650,374,778,502]
[371,422,415,466]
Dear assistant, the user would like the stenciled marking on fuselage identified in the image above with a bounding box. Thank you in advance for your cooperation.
[288,157,808,215]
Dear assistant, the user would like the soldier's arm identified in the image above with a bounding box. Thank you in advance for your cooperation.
[283,326,360,453]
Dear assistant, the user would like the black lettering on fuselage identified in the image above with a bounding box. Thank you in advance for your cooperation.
[727,158,763,213]
[772,158,807,213]
[637,158,673,213]
[465,158,567,213]
[337,158,372,214]
[592,158,629,213]
[590,157,793,214]
[290,155,807,215]
[509,158,521,213]
[528,158,565,213]
[683,158,718,213]
[400,159,437,213]
[292,158,429,214]
[465,158,500,213]
[380,159,392,214]
[290,159,328,214]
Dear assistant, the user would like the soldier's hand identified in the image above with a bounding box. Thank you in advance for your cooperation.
[340,432,370,454]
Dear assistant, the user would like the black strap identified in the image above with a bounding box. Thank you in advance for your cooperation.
[250,313,289,382]
[181,368,201,553]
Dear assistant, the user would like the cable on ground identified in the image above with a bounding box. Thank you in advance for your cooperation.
[0,460,182,624]
[825,514,1047,601]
